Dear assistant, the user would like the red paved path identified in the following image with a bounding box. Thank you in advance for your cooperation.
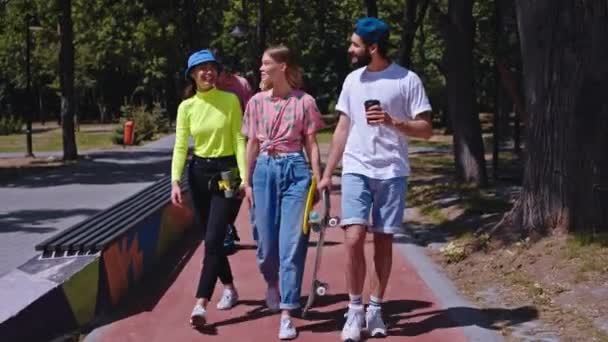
[93,194,467,341]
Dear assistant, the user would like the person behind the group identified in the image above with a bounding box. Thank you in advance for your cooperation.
[170,48,246,328]
[242,45,325,340]
[216,52,254,113]
[317,17,433,341]
[214,49,255,254]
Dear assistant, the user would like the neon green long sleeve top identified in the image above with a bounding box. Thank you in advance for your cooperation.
[171,88,246,182]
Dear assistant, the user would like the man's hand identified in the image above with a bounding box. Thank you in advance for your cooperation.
[317,176,332,193]
[365,104,393,125]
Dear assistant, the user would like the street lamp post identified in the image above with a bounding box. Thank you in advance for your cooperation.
[25,14,42,157]
[230,23,256,87]
[230,25,247,39]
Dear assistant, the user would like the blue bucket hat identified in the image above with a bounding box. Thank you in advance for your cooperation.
[355,17,390,45]
[184,49,219,79]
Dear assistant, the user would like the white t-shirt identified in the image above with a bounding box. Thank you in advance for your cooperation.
[335,63,432,179]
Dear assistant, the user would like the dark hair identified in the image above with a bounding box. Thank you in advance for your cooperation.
[209,47,236,74]
[182,79,196,99]
[375,37,390,59]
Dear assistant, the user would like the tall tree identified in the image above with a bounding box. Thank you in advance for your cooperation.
[433,0,487,186]
[508,1,608,234]
[492,0,512,178]
[254,0,266,89]
[364,0,377,17]
[400,0,430,68]
[58,0,77,160]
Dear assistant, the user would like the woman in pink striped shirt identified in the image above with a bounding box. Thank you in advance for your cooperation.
[242,45,325,340]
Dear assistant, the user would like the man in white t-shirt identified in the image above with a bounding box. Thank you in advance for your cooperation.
[317,17,433,341]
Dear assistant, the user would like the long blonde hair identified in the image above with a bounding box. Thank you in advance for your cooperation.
[260,45,304,91]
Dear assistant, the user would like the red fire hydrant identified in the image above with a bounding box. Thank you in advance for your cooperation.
[124,120,135,146]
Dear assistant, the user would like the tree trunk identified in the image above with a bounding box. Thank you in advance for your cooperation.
[400,0,429,68]
[58,0,77,160]
[492,0,511,178]
[365,0,377,18]
[254,0,266,89]
[184,0,195,53]
[257,0,266,56]
[96,89,107,124]
[512,1,608,234]
[38,87,45,126]
[446,0,487,186]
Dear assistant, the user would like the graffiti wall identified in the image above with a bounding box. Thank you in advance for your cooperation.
[102,202,193,306]
[0,200,193,342]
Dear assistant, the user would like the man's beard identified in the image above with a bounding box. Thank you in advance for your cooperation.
[349,51,372,69]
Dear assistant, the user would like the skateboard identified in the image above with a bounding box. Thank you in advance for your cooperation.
[302,187,339,317]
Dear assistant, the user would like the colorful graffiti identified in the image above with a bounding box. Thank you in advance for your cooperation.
[62,259,100,326]
[104,233,145,306]
[0,199,194,342]
[103,202,193,307]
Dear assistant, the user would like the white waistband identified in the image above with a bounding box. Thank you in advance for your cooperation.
[259,151,302,157]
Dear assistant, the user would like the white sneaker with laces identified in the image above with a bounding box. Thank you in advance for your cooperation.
[341,304,365,341]
[190,304,207,328]
[278,316,297,340]
[266,286,281,313]
[216,288,239,310]
[366,306,387,337]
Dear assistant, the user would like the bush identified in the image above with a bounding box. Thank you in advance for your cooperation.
[112,103,170,145]
[0,114,23,135]
[150,103,170,134]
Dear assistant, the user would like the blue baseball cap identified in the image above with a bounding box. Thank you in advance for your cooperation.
[185,49,219,79]
[354,17,390,45]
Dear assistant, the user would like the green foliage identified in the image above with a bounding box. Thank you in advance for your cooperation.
[112,102,168,144]
[0,114,23,135]
[0,0,515,121]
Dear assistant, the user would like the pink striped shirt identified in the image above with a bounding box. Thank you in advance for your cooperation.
[242,90,325,153]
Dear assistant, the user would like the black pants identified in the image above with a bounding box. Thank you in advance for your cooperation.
[188,155,242,300]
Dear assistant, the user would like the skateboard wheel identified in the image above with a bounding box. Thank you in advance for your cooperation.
[311,223,321,232]
[328,217,339,227]
[316,286,327,296]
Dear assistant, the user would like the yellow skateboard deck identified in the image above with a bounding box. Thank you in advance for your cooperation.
[302,178,317,235]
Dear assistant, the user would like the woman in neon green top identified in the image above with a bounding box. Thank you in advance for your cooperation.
[170,49,246,328]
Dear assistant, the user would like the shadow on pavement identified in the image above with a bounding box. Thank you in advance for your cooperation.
[1,150,172,188]
[0,208,99,234]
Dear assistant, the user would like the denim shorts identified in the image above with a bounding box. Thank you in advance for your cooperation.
[340,173,408,235]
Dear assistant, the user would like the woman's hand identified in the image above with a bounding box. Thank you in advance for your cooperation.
[171,182,183,206]
[242,184,254,208]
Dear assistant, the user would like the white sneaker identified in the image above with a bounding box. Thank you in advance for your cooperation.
[366,306,387,337]
[216,288,239,310]
[341,304,365,341]
[278,316,297,340]
[190,304,207,328]
[266,286,281,313]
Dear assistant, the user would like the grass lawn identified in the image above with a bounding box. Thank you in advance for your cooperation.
[0,124,118,153]
[316,130,333,144]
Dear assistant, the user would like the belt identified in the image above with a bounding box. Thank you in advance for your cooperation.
[259,151,302,159]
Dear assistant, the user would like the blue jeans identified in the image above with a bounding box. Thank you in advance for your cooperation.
[251,152,310,310]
